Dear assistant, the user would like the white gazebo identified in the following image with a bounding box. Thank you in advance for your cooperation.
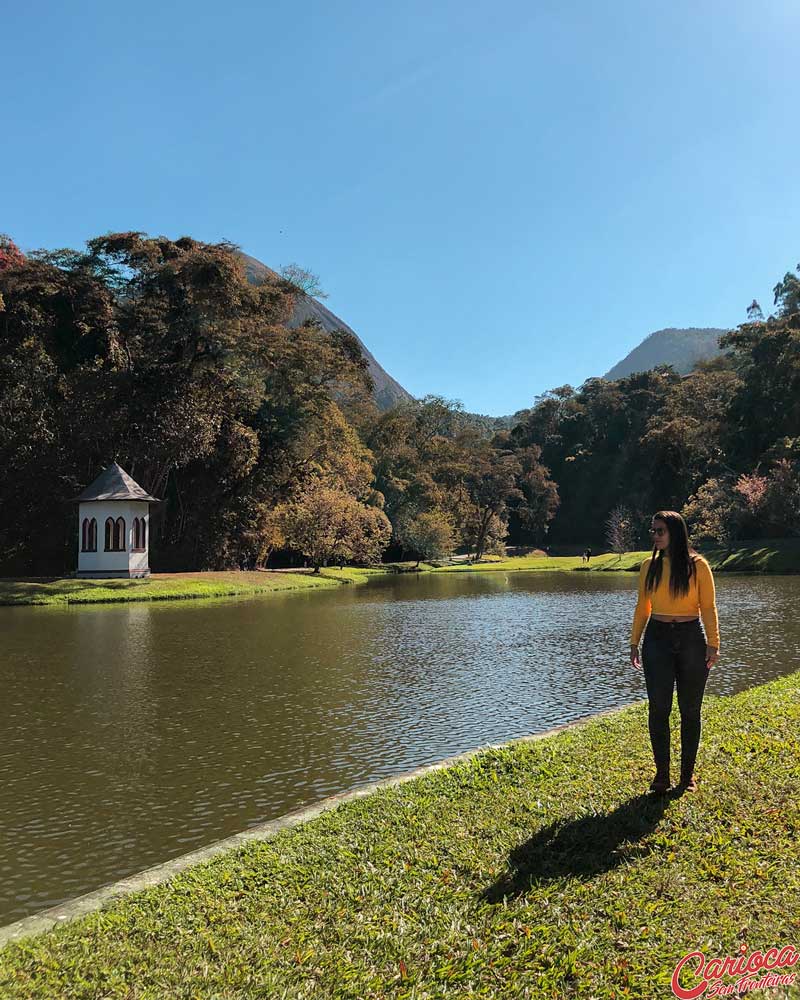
[72,462,160,578]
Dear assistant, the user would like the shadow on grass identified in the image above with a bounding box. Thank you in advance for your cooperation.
[480,791,682,903]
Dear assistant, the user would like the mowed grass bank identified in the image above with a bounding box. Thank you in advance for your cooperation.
[2,671,798,999]
[0,568,383,606]
[433,538,800,575]
[432,553,642,573]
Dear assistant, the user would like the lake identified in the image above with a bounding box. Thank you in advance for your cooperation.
[1,569,798,926]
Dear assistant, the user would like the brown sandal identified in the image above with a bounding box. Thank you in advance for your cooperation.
[678,774,698,792]
[649,775,671,793]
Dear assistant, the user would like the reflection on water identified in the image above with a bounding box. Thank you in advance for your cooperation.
[1,570,798,924]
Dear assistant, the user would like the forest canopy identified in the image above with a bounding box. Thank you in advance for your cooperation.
[0,232,798,574]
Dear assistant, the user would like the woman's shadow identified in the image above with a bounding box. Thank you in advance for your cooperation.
[479,790,677,904]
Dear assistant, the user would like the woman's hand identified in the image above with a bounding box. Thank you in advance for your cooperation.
[705,646,719,669]
[630,644,642,670]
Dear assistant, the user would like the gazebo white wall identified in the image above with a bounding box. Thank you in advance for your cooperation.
[77,500,151,579]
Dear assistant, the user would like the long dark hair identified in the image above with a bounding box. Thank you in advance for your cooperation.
[644,510,699,597]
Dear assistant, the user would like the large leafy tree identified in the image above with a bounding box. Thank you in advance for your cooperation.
[274,485,391,571]
[0,232,377,573]
[718,289,800,471]
[463,447,522,561]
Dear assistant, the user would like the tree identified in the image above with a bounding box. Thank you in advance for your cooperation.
[638,367,741,504]
[276,486,391,571]
[479,512,510,556]
[718,314,800,469]
[347,502,394,565]
[773,264,800,318]
[605,504,635,553]
[746,299,764,322]
[732,471,769,523]
[758,459,800,536]
[464,449,522,561]
[508,371,679,545]
[367,395,479,554]
[279,263,328,299]
[681,478,749,549]
[508,443,560,544]
[398,509,456,566]
[0,231,379,573]
[0,234,24,271]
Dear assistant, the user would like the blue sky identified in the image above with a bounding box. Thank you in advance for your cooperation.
[3,1,798,415]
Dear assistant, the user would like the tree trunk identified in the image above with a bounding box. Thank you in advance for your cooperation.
[474,513,491,562]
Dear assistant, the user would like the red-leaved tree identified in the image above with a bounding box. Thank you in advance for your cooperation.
[0,234,25,271]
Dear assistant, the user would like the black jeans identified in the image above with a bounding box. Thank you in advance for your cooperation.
[641,617,710,778]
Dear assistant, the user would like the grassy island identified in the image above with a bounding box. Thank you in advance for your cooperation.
[1,670,798,998]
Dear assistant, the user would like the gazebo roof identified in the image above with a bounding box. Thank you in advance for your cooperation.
[72,463,160,503]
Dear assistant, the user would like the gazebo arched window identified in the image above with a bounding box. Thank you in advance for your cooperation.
[114,517,126,551]
[83,518,97,552]
[131,517,147,551]
[105,517,114,551]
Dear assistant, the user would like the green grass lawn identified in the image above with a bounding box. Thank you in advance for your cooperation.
[1,671,798,998]
[432,552,643,573]
[0,570,349,606]
[0,566,407,607]
[2,538,798,608]
[432,539,800,575]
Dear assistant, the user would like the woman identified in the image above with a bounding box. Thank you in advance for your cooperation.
[629,510,720,794]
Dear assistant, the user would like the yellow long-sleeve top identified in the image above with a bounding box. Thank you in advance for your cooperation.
[630,554,720,650]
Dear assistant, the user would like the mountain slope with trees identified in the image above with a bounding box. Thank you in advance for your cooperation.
[602,326,729,380]
[239,253,413,412]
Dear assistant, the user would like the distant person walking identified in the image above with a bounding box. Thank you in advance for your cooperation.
[629,511,720,793]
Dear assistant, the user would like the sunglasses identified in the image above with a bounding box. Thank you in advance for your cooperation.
[648,527,667,536]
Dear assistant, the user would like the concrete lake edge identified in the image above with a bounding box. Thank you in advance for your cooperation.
[0,699,644,950]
